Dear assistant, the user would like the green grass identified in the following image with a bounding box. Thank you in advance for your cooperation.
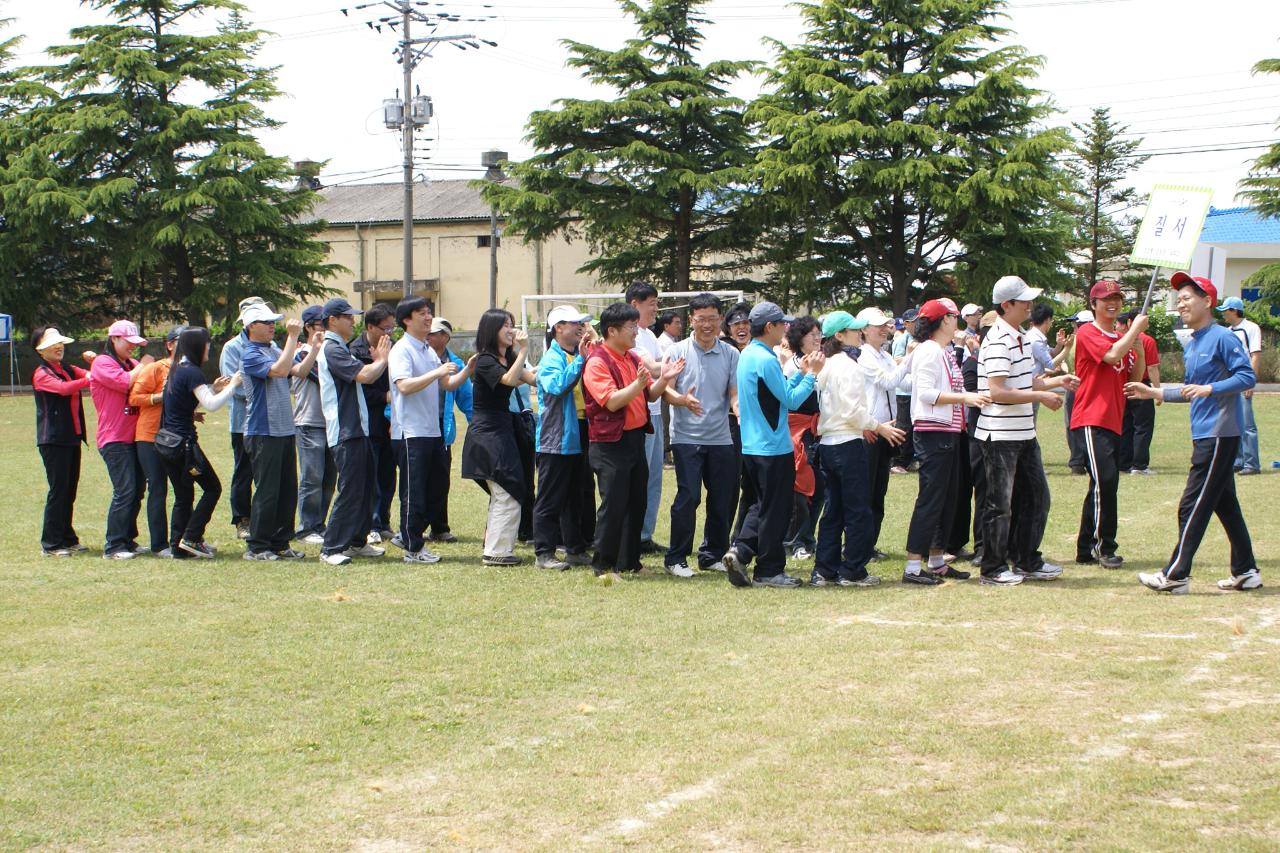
[2,395,1279,851]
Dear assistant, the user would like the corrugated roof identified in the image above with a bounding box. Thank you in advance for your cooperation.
[1199,206,1280,244]
[309,179,513,226]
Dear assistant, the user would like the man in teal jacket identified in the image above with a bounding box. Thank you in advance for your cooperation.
[724,302,824,588]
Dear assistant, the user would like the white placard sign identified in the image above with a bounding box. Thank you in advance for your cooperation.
[1129,184,1214,269]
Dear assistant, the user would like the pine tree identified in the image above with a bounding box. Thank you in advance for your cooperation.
[1240,56,1280,299]
[0,0,338,332]
[752,0,1073,312]
[1068,107,1148,293]
[479,0,758,291]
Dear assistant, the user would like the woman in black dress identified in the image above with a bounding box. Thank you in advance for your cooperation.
[461,309,535,566]
[161,328,240,559]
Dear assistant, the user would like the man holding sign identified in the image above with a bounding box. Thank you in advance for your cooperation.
[1126,274,1259,594]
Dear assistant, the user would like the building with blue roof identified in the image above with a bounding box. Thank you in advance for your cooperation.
[1188,206,1280,301]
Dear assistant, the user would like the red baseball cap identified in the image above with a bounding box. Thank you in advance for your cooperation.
[1088,280,1123,300]
[917,297,960,322]
[1170,271,1217,307]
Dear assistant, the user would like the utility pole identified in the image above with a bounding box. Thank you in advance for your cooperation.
[482,150,507,309]
[348,1,496,299]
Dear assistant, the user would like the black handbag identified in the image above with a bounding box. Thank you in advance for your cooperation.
[153,428,188,464]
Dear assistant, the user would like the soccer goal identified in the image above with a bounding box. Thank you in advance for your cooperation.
[521,290,746,337]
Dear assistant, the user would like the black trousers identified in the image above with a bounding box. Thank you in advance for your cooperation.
[1075,426,1121,560]
[1164,436,1256,581]
[515,411,536,541]
[733,453,796,578]
[533,451,591,557]
[39,443,82,551]
[136,441,170,552]
[728,417,754,541]
[1119,396,1156,472]
[323,437,375,556]
[396,436,447,554]
[785,444,824,554]
[244,435,298,553]
[100,441,142,556]
[947,430,973,553]
[978,438,1051,576]
[969,432,986,556]
[429,445,454,537]
[370,435,397,533]
[229,432,253,525]
[589,428,648,573]
[165,441,221,553]
[667,443,737,568]
[1063,392,1086,470]
[906,431,961,556]
[892,394,915,468]
[865,436,893,551]
[575,420,596,547]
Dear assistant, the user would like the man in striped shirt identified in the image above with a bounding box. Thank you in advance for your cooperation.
[974,276,1080,585]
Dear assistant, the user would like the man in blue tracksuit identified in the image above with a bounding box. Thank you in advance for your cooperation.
[1128,274,1259,594]
[723,302,823,588]
[531,305,596,571]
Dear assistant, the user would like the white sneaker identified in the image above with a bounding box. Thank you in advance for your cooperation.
[1016,561,1063,581]
[403,549,442,564]
[367,530,382,545]
[344,543,385,558]
[666,562,696,578]
[1217,569,1262,591]
[791,547,813,560]
[1138,571,1188,594]
[302,532,324,545]
[103,550,136,560]
[980,569,1024,586]
[705,560,727,573]
[320,552,352,567]
[390,532,405,549]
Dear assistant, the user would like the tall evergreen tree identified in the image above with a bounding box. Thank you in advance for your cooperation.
[1240,55,1280,299]
[479,0,757,291]
[1068,107,1148,293]
[752,0,1072,312]
[0,0,338,332]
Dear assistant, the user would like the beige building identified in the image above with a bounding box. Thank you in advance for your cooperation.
[308,179,603,331]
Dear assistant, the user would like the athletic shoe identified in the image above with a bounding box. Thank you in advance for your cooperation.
[320,552,351,567]
[155,547,175,559]
[809,574,836,587]
[275,548,306,561]
[179,540,215,559]
[1138,571,1188,595]
[1216,569,1262,591]
[889,465,909,475]
[482,554,522,566]
[702,559,728,573]
[838,574,881,587]
[980,569,1024,586]
[42,547,73,557]
[562,551,591,567]
[403,549,442,564]
[131,545,150,556]
[1097,553,1124,570]
[753,573,802,589]
[933,565,970,580]
[427,531,458,543]
[639,539,664,555]
[366,530,382,545]
[1238,468,1261,476]
[790,547,813,560]
[665,562,696,578]
[103,550,136,560]
[537,554,571,571]
[236,523,250,540]
[722,547,752,588]
[902,568,942,586]
[1016,561,1063,581]
[243,550,279,561]
[869,549,888,562]
[1130,468,1157,476]
[1069,466,1087,476]
[390,532,404,549]
[302,532,325,546]
[67,543,88,553]
[952,549,976,561]
[343,543,385,558]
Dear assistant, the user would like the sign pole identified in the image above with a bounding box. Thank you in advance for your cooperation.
[1139,266,1160,316]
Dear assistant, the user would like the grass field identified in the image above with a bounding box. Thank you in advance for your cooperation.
[2,394,1279,851]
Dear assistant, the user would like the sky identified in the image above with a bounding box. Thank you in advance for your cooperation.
[3,0,1279,209]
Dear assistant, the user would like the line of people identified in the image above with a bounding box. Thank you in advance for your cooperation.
[32,274,1261,594]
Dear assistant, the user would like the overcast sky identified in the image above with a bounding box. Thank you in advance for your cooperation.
[4,0,1278,208]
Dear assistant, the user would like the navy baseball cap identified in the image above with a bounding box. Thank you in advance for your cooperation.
[902,308,920,323]
[301,305,325,325]
[322,298,362,318]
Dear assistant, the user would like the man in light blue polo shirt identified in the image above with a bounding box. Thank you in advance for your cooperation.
[219,296,265,538]
[723,301,823,588]
[388,296,475,564]
[662,293,739,577]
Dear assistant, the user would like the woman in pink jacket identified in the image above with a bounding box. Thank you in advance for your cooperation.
[32,327,93,556]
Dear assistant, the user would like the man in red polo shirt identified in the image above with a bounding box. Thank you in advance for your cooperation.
[1071,280,1147,568]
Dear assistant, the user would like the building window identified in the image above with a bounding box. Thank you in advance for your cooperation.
[476,235,500,249]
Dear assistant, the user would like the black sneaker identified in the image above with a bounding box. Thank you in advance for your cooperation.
[722,547,753,588]
[179,539,216,559]
[482,554,522,566]
[902,569,942,586]
[869,549,888,562]
[753,573,802,589]
[1098,553,1124,569]
[639,539,665,555]
[427,531,458,543]
[934,565,970,580]
[563,551,592,567]
[810,573,838,587]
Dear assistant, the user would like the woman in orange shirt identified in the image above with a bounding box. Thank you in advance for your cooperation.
[129,326,184,556]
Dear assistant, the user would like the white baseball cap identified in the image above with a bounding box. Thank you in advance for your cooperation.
[992,275,1043,304]
[855,307,893,327]
[1074,309,1095,324]
[547,305,592,326]
[240,303,284,325]
[960,303,984,318]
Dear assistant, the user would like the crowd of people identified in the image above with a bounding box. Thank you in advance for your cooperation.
[31,273,1263,594]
